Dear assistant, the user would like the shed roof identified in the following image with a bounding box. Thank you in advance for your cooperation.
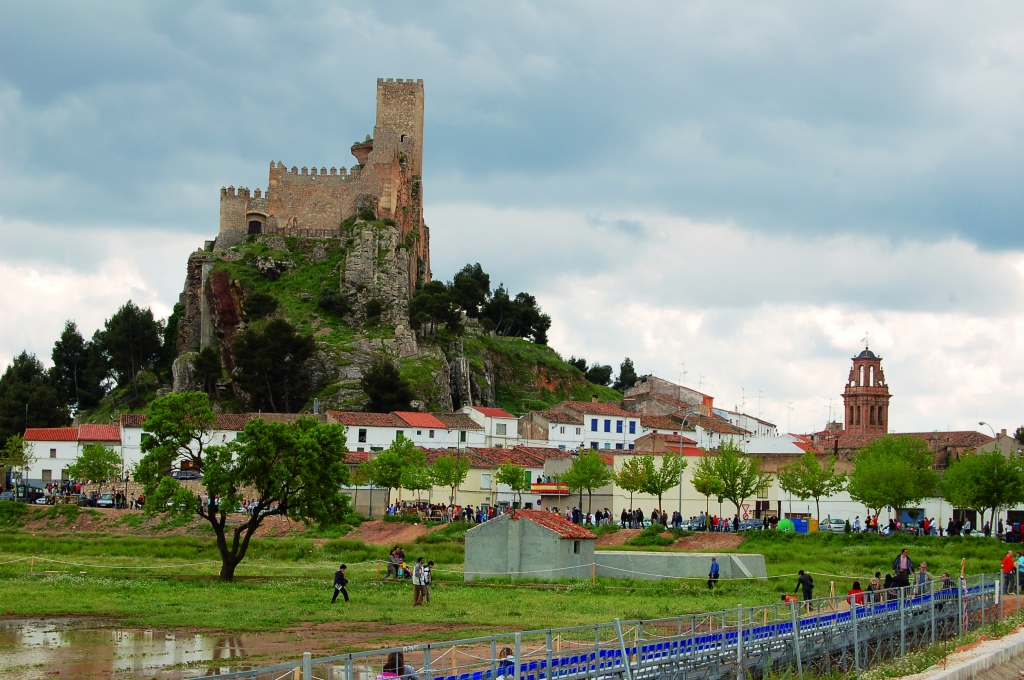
[512,509,596,539]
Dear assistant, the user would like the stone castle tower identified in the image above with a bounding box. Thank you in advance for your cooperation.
[214,78,430,293]
[842,346,891,435]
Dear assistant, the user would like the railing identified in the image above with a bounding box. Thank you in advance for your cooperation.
[192,573,1003,680]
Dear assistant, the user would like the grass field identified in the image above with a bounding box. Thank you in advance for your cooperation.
[0,521,1015,644]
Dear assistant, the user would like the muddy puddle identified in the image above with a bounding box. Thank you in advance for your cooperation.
[0,618,269,679]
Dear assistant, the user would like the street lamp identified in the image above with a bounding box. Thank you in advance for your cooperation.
[979,421,997,440]
[677,412,697,519]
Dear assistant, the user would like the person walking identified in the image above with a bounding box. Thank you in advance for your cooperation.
[913,562,933,597]
[795,570,814,604]
[893,548,913,582]
[1001,550,1016,594]
[387,547,401,579]
[423,560,434,603]
[707,557,720,589]
[331,564,349,603]
[412,557,426,606]
[1016,552,1024,592]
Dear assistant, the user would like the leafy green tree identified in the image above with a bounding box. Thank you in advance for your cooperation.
[942,451,1024,529]
[66,443,122,494]
[138,398,349,581]
[1016,426,1024,447]
[317,289,351,317]
[481,285,551,345]
[51,321,102,412]
[395,438,432,500]
[639,453,687,511]
[97,301,164,392]
[776,451,847,522]
[585,364,613,387]
[706,440,772,519]
[0,434,36,480]
[431,451,470,506]
[450,263,490,318]
[362,443,408,505]
[160,302,184,375]
[192,347,223,397]
[613,358,639,392]
[360,356,415,413]
[848,435,939,521]
[0,352,69,447]
[243,291,279,321]
[568,356,588,374]
[232,318,315,412]
[495,463,531,508]
[614,455,648,508]
[409,281,462,337]
[562,449,613,514]
[691,455,724,520]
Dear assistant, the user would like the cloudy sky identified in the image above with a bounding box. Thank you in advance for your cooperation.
[2,1,1023,434]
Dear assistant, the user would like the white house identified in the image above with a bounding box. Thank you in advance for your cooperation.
[327,411,484,452]
[519,400,642,451]
[717,409,779,438]
[459,405,519,447]
[23,424,122,485]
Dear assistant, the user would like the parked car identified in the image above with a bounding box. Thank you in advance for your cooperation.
[0,491,15,501]
[738,519,764,532]
[677,519,692,531]
[95,492,115,509]
[172,470,203,481]
[825,518,847,534]
[35,496,50,505]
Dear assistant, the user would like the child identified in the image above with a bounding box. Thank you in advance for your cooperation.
[332,564,349,603]
[424,560,434,603]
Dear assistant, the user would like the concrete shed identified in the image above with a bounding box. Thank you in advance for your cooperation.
[464,510,596,581]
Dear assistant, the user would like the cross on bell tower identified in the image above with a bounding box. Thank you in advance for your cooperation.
[842,343,891,435]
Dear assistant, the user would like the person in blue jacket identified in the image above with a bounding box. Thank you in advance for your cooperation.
[708,557,720,589]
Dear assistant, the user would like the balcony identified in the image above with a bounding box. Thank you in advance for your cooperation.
[531,482,570,495]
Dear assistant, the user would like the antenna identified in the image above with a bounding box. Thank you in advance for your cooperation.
[787,402,794,434]
[698,374,705,393]
[757,390,764,419]
[679,362,687,387]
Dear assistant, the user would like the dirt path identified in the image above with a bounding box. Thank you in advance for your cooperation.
[668,533,745,551]
[595,529,641,546]
[349,520,439,545]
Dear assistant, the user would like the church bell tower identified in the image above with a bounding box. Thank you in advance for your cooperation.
[843,346,891,435]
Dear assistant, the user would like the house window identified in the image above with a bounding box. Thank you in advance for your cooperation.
[559,445,566,450]
[591,442,599,449]
[591,419,598,432]
[604,419,611,432]
[496,423,507,435]
[357,447,364,452]
[50,448,56,458]
[629,421,636,435]
[42,470,52,482]
[371,446,383,452]
[429,430,435,438]
[604,443,611,449]
[524,470,532,486]
[358,429,367,443]
[460,430,466,442]
[628,444,634,450]
[481,473,492,490]
[756,486,769,499]
[573,540,581,554]
[616,420,623,433]
[417,430,423,435]
[576,427,581,435]
[61,469,69,481]
[560,426,565,434]
[615,443,623,450]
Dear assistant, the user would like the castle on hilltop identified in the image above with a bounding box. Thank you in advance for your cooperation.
[214,78,430,292]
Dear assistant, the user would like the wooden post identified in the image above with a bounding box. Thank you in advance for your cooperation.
[30,556,34,573]
[829,581,836,610]
[376,560,382,578]
[592,561,597,586]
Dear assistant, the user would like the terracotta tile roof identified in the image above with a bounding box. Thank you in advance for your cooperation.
[421,448,496,468]
[834,430,993,451]
[473,407,516,419]
[78,424,121,442]
[650,432,698,446]
[255,413,328,424]
[395,412,448,429]
[600,453,615,465]
[328,411,405,427]
[514,445,574,460]
[688,414,749,435]
[119,414,147,428]
[23,427,78,442]
[432,413,484,430]
[561,401,633,417]
[540,409,584,425]
[213,414,255,431]
[640,415,682,430]
[344,451,370,463]
[512,509,596,539]
[470,447,544,467]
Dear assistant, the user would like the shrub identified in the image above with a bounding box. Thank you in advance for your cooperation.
[364,298,384,323]
[358,206,376,221]
[318,288,352,316]
[626,524,676,547]
[416,521,471,544]
[591,524,620,536]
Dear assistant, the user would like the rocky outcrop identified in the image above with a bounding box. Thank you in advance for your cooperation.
[342,219,414,325]
[172,353,198,393]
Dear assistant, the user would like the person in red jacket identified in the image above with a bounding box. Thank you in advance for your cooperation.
[1002,550,1016,594]
[847,581,865,607]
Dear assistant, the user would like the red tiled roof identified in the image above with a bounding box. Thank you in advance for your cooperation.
[512,509,596,539]
[328,411,405,427]
[650,432,698,446]
[473,407,516,419]
[24,427,78,442]
[514,445,574,460]
[421,447,495,468]
[212,414,254,431]
[540,409,584,425]
[561,401,633,417]
[78,424,121,442]
[432,413,484,430]
[344,451,370,463]
[599,453,615,465]
[119,414,147,428]
[395,412,448,429]
[470,447,544,468]
[640,415,682,430]
[833,430,993,451]
[688,414,749,435]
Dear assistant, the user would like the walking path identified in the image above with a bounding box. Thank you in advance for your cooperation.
[903,624,1024,680]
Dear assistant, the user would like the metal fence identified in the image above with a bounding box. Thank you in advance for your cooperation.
[194,573,1004,680]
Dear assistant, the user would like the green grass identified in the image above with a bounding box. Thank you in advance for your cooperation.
[0,501,28,527]
[415,521,471,544]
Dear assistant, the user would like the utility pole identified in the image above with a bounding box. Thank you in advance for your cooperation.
[787,402,794,435]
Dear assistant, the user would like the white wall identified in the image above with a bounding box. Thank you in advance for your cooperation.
[580,413,641,450]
